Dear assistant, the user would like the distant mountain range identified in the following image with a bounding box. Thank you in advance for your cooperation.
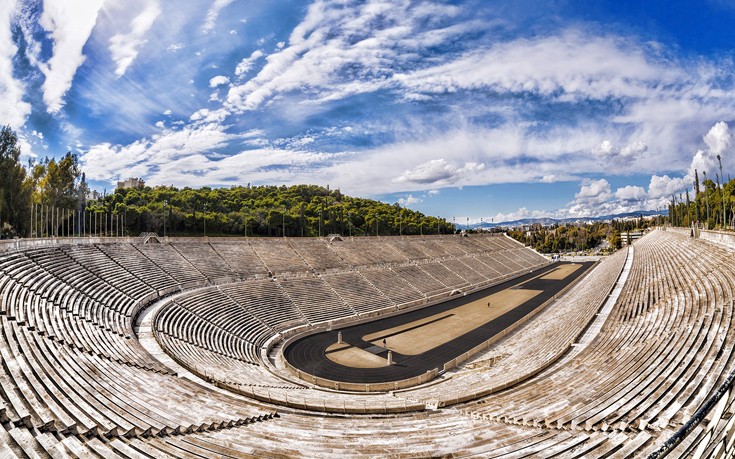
[469,210,666,229]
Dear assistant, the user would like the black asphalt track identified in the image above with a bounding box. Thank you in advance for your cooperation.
[284,261,594,384]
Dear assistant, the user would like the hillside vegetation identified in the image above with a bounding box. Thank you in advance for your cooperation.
[97,184,454,237]
[0,125,455,238]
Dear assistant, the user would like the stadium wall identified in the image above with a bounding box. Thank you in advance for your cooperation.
[699,229,735,250]
[0,236,139,253]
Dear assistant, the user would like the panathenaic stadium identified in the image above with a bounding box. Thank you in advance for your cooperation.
[0,228,734,458]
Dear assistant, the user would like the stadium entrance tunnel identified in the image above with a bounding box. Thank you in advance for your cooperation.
[282,261,594,392]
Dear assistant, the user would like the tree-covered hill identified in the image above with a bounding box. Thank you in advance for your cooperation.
[0,124,454,239]
[95,184,454,237]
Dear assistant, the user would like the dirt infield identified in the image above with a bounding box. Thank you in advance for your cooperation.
[285,261,594,384]
[363,288,541,355]
[325,342,389,368]
[539,263,582,280]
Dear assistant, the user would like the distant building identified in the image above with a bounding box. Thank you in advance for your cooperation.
[116,177,145,190]
[86,190,102,201]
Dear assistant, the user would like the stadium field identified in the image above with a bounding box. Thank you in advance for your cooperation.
[284,261,594,385]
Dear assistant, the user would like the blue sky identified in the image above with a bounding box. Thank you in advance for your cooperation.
[2,0,735,223]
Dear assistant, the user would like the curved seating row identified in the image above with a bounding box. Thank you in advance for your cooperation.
[151,236,550,387]
[460,230,735,456]
[406,248,629,407]
[8,232,711,457]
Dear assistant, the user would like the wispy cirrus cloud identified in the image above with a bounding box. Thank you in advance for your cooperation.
[202,0,236,34]
[82,123,246,181]
[214,1,735,202]
[108,1,161,77]
[394,31,677,101]
[225,0,482,112]
[82,122,337,187]
[38,0,105,114]
[6,0,735,222]
[0,0,31,129]
[234,50,263,78]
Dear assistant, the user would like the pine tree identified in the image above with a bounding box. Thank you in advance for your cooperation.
[0,125,32,237]
[694,169,701,222]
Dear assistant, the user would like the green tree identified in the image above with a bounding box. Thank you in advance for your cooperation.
[0,126,32,238]
[31,152,86,236]
[90,184,456,237]
[36,152,83,208]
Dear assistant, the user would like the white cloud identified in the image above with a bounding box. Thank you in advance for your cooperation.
[226,0,482,112]
[38,0,105,114]
[592,139,647,159]
[620,140,648,158]
[234,50,264,77]
[209,75,231,88]
[689,149,719,180]
[541,175,563,183]
[552,176,672,219]
[555,121,729,217]
[305,123,608,195]
[396,30,678,102]
[0,0,31,129]
[395,159,454,184]
[390,29,734,180]
[703,121,732,157]
[108,2,161,77]
[163,109,172,115]
[615,185,647,201]
[81,123,240,181]
[275,135,315,149]
[14,3,42,69]
[574,178,613,205]
[398,194,422,207]
[202,0,236,33]
[647,175,688,200]
[189,107,228,124]
[150,148,335,188]
[83,125,333,188]
[189,108,210,121]
[393,159,485,186]
[592,140,614,156]
[16,134,38,161]
[427,189,440,196]
[167,42,184,52]
[680,122,733,185]
[556,178,650,218]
